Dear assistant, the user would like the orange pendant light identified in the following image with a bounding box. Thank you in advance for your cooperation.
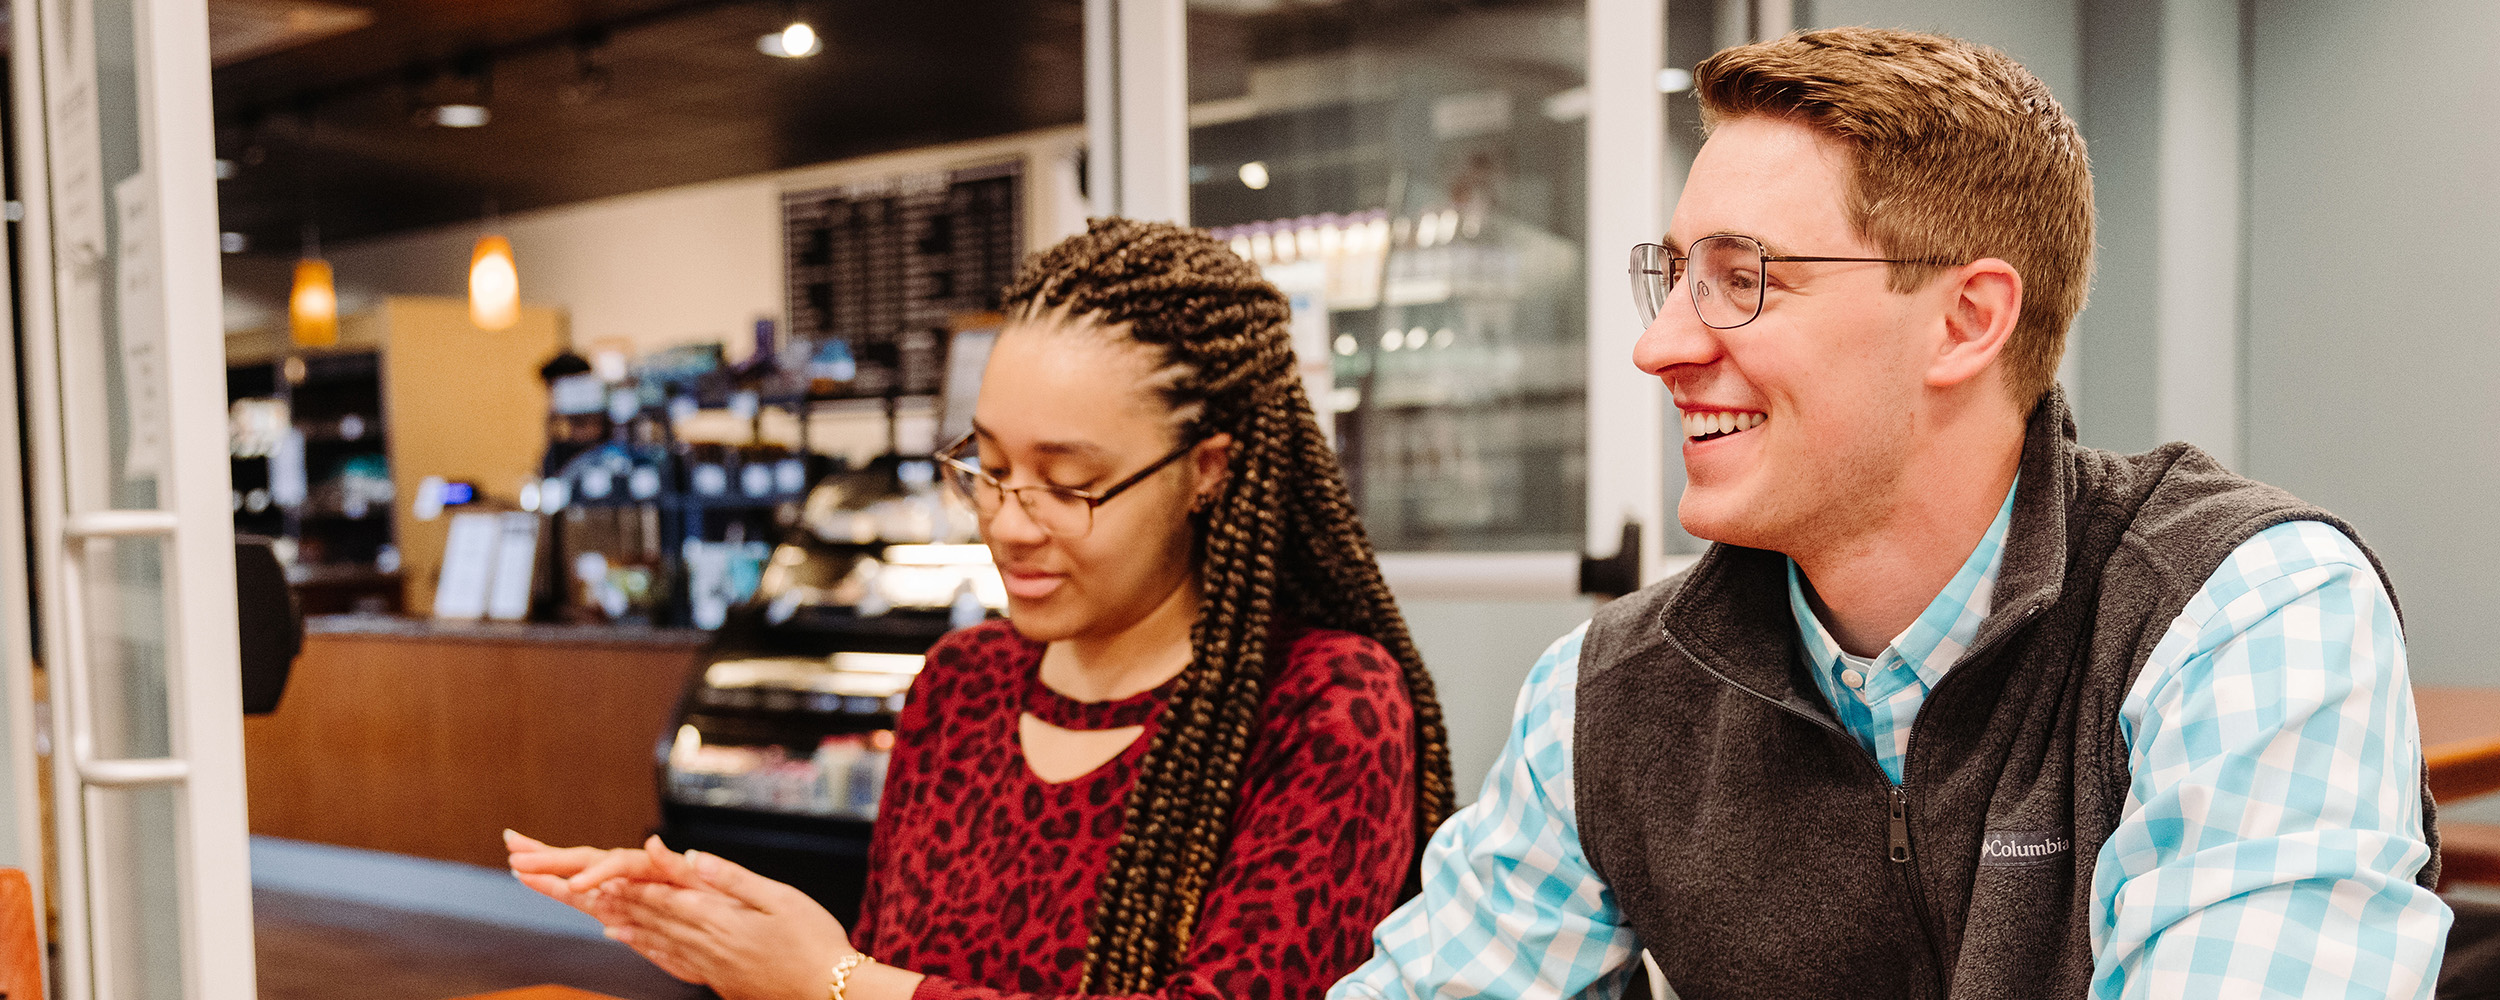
[289,258,339,347]
[469,233,519,331]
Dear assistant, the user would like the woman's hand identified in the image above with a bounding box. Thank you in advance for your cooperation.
[505,829,646,917]
[593,846,867,1000]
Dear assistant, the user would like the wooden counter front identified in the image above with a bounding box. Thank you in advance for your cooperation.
[244,618,708,869]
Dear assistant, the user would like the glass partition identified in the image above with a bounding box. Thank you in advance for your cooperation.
[1187,0,1588,552]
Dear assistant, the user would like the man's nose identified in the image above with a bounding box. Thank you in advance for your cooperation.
[1631,293,1723,377]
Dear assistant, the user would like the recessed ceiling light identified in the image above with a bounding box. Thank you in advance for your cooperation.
[1238,161,1270,190]
[432,103,490,127]
[759,21,821,58]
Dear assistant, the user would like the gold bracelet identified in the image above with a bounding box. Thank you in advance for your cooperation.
[828,952,875,1000]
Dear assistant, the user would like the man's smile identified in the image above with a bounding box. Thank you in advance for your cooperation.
[1680,409,1767,443]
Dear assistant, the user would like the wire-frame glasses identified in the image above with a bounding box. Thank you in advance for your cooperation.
[937,431,1200,539]
[1629,236,1961,329]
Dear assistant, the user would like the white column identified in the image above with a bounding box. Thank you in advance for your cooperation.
[2152,0,2242,466]
[1585,0,1671,580]
[1084,0,1190,224]
[1752,0,1795,39]
[139,0,259,993]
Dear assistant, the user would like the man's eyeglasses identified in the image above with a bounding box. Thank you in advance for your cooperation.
[1629,235,1961,329]
[937,432,1200,540]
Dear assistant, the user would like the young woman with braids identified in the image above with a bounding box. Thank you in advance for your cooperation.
[507,218,1456,1000]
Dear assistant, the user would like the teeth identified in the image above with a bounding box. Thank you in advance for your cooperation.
[1682,410,1766,440]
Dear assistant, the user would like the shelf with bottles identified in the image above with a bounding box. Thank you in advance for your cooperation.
[1209,206,1556,313]
[545,444,828,513]
[228,349,402,613]
[540,309,998,631]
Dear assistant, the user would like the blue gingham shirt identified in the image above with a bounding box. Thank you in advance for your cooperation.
[1333,488,2450,999]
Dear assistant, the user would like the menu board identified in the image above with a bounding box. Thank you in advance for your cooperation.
[783,161,1023,398]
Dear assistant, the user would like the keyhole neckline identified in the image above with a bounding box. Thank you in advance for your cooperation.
[1022,664,1179,731]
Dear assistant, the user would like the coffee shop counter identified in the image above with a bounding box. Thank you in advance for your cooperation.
[243,614,710,868]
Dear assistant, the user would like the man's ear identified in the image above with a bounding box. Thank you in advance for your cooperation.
[1926,258,2023,389]
[1189,432,1234,508]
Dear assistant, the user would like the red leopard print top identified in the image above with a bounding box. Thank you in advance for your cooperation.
[851,618,1418,1000]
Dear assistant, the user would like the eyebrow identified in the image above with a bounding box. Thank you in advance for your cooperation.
[969,421,1112,461]
[1661,230,1790,256]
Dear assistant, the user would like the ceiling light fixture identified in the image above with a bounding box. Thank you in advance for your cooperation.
[760,20,821,58]
[417,51,495,128]
[1238,161,1271,190]
[433,103,490,127]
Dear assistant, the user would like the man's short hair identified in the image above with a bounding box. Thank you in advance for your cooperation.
[1693,27,2093,406]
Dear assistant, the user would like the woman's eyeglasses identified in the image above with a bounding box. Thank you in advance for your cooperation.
[1629,235,1960,329]
[937,432,1200,540]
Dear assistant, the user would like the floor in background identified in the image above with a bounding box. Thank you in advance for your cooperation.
[254,888,711,1000]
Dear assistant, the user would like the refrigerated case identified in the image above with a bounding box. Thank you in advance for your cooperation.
[650,473,1001,920]
[654,643,919,923]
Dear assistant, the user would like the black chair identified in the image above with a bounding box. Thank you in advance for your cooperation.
[236,535,302,715]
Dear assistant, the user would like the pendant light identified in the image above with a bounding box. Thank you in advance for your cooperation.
[290,224,338,347]
[289,106,339,347]
[470,202,519,331]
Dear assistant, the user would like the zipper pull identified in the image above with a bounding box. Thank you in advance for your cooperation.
[1889,787,1912,862]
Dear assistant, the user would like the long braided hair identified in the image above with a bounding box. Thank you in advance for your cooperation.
[1001,218,1456,994]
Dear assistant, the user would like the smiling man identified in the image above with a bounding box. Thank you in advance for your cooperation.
[1329,27,2449,1000]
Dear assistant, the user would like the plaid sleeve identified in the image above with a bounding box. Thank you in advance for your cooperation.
[1330,624,1643,1000]
[2090,520,2452,998]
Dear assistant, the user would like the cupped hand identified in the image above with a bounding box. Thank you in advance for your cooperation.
[504,830,698,917]
[593,848,861,1000]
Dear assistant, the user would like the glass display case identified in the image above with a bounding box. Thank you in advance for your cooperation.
[663,652,918,820]
[1188,0,1590,553]
[651,466,1002,920]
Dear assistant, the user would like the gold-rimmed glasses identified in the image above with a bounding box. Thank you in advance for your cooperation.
[936,432,1200,539]
[1629,235,1962,328]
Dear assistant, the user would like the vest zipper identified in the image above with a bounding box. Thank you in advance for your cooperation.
[1664,656,1955,998]
[1877,602,2042,999]
[1667,603,2048,1000]
[1887,785,1948,999]
[1888,786,1912,861]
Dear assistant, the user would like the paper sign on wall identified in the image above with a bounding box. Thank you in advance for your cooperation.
[113,172,168,480]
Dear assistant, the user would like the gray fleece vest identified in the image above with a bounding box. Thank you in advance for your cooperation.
[1575,389,2441,1000]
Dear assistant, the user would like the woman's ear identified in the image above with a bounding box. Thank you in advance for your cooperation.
[1189,433,1234,510]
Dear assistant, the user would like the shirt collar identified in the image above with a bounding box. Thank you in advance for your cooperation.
[1787,478,2019,692]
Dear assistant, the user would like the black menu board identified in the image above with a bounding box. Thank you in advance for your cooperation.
[782,160,1023,399]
